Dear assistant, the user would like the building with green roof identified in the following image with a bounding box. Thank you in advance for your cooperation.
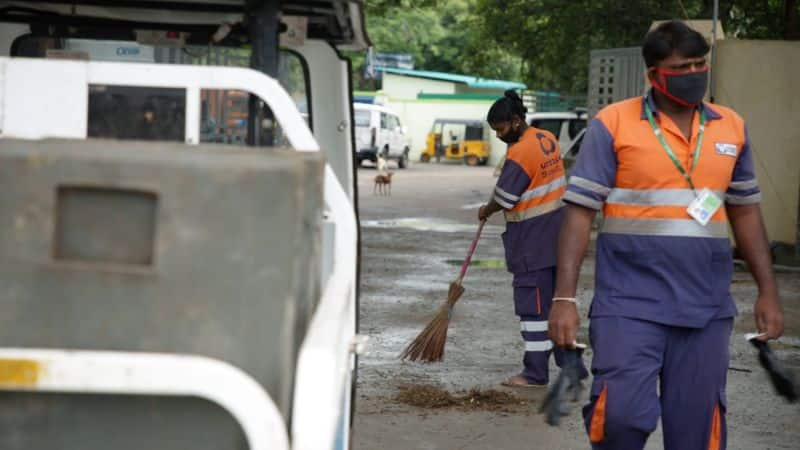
[376,67,526,101]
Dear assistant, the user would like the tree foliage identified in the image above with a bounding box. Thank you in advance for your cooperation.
[355,0,797,94]
[349,0,522,90]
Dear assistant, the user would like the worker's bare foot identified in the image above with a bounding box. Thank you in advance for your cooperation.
[501,375,546,388]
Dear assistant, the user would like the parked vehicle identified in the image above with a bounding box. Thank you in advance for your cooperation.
[0,2,366,450]
[420,119,490,166]
[354,103,411,168]
[526,109,588,151]
[561,127,587,176]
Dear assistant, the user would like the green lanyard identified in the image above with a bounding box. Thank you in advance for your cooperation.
[643,99,705,191]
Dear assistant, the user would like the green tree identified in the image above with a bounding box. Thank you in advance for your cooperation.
[355,1,796,94]
[474,0,799,95]
[349,0,523,90]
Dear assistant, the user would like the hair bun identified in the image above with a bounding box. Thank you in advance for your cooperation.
[504,89,520,100]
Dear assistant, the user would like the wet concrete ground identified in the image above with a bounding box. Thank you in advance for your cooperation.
[352,163,799,450]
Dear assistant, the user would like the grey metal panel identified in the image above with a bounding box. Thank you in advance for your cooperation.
[587,47,645,118]
[0,393,246,450]
[0,139,324,449]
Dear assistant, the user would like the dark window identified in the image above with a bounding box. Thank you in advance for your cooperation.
[465,125,483,140]
[530,119,563,138]
[88,85,185,142]
[571,135,585,157]
[568,119,587,139]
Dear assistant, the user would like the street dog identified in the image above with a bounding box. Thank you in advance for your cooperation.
[376,154,389,173]
[373,172,394,196]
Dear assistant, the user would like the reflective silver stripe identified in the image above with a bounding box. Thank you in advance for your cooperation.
[726,192,762,205]
[495,186,520,202]
[520,321,548,332]
[519,177,567,201]
[494,194,514,209]
[525,340,554,352]
[563,190,603,210]
[570,176,611,196]
[606,188,725,206]
[504,199,563,222]
[729,179,759,191]
[602,217,728,238]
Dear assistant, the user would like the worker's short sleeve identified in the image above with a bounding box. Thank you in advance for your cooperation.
[494,158,531,210]
[725,126,761,205]
[563,119,617,210]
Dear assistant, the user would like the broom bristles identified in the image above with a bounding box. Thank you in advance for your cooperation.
[400,280,464,363]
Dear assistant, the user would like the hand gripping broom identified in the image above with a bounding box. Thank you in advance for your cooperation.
[400,219,486,363]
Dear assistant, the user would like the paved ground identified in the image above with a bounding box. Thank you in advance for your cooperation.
[351,162,800,450]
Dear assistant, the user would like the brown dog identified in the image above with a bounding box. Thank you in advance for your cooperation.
[373,172,394,196]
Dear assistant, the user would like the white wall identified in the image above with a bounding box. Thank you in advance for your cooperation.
[384,97,507,165]
[382,73,456,100]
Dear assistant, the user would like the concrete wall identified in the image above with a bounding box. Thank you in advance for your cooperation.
[382,73,456,100]
[383,97,507,166]
[713,39,800,245]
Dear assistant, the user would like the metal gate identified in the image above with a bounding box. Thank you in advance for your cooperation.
[587,47,646,118]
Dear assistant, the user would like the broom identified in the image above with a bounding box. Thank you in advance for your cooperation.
[400,219,487,363]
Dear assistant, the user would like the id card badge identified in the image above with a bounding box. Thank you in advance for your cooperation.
[687,188,723,226]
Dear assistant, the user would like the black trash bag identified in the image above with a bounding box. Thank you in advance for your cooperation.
[540,346,587,426]
[749,338,798,403]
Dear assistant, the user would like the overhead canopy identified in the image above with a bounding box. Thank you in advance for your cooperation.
[378,67,526,91]
[0,0,370,50]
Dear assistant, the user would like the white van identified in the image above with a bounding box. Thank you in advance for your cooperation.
[354,103,411,168]
[526,110,588,152]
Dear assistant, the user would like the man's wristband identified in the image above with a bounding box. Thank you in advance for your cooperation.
[553,297,579,306]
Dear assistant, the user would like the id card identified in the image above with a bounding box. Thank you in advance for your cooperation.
[687,188,723,226]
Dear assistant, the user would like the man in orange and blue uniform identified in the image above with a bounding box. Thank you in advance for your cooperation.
[548,21,784,449]
[479,90,588,387]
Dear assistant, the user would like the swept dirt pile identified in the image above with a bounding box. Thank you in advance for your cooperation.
[394,385,528,412]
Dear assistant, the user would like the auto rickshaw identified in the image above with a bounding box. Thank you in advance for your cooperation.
[420,119,490,166]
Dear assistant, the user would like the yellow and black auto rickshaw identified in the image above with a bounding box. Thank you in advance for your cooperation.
[420,119,490,166]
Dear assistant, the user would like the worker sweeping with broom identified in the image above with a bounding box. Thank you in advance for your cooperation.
[476,90,588,387]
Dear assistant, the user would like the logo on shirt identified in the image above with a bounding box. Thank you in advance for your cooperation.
[715,142,738,157]
[536,133,557,156]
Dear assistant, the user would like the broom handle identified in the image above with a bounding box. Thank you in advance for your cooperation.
[456,219,486,284]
